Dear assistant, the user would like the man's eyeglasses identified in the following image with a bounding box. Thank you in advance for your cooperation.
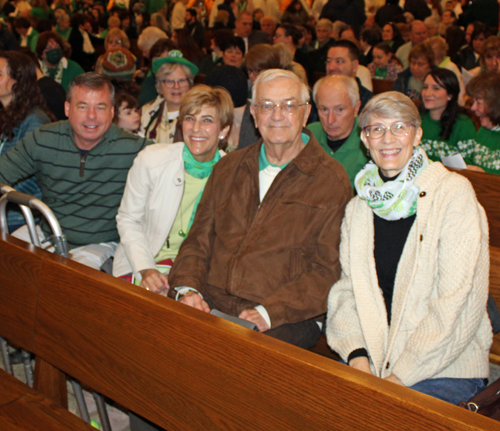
[363,122,415,139]
[161,78,190,88]
[253,100,309,114]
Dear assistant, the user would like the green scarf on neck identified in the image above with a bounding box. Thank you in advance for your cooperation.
[182,144,221,230]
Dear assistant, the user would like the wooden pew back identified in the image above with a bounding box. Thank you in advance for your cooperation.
[0,233,499,430]
[453,169,500,247]
[490,246,500,363]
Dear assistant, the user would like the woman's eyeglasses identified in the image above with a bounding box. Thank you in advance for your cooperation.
[363,122,415,139]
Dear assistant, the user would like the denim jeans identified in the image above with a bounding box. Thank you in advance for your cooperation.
[409,377,486,405]
[338,359,486,405]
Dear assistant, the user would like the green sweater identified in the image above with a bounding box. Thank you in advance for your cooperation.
[419,112,477,162]
[462,127,500,174]
[44,59,84,91]
[0,122,151,247]
[306,118,369,188]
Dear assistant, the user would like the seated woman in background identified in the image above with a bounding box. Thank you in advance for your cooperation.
[326,91,492,406]
[381,22,405,53]
[140,51,198,143]
[424,36,465,105]
[419,69,476,162]
[368,42,403,81]
[0,51,53,232]
[137,38,178,107]
[220,35,245,68]
[463,71,500,174]
[392,43,434,103]
[455,22,489,71]
[468,36,500,78]
[113,85,233,291]
[36,31,84,91]
[103,27,130,51]
[199,29,230,75]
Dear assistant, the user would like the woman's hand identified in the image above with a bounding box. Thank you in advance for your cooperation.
[384,374,404,386]
[139,268,169,295]
[348,357,373,375]
[466,164,485,172]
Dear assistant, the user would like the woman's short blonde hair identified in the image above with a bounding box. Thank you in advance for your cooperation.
[179,84,234,148]
[104,28,130,50]
[155,63,194,95]
[359,91,421,128]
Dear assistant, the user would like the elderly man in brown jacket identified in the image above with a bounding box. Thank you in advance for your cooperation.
[168,69,352,349]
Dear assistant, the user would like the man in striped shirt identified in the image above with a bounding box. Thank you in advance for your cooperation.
[0,73,151,270]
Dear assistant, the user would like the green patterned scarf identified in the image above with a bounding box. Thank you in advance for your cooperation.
[355,147,429,220]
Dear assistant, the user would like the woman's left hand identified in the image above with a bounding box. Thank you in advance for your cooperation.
[466,164,485,172]
[384,374,404,386]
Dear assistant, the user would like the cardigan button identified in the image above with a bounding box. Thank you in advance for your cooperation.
[419,191,426,197]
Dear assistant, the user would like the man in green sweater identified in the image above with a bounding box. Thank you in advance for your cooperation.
[0,73,151,270]
[307,75,370,189]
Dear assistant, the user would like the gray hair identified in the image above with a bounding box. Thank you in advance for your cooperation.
[358,91,421,128]
[137,26,168,56]
[312,75,359,106]
[251,68,310,105]
[155,63,194,95]
[316,18,333,32]
[67,72,115,104]
[425,35,448,61]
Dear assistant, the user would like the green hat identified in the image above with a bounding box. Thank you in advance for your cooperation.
[152,50,199,76]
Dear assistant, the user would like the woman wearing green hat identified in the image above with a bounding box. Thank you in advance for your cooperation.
[140,50,199,144]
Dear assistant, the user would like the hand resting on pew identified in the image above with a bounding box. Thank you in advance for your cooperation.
[179,291,210,313]
[139,268,169,295]
[239,309,270,332]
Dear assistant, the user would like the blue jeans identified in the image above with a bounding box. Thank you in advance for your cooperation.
[338,359,485,405]
[409,377,486,405]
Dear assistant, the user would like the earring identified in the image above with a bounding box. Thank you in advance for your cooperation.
[366,148,370,157]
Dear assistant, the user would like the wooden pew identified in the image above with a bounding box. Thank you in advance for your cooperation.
[0,369,94,431]
[490,246,500,364]
[0,232,499,430]
[453,169,500,248]
[371,79,394,95]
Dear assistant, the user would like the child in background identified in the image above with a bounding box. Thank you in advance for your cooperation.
[368,42,403,81]
[114,92,141,135]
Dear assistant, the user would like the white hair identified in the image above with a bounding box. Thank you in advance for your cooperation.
[313,75,359,107]
[251,69,310,105]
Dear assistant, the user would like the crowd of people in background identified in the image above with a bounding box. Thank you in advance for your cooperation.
[1,1,500,426]
[0,0,498,167]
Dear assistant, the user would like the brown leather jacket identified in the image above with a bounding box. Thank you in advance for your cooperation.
[169,131,352,328]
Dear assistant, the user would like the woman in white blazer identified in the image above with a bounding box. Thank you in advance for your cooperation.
[113,85,233,293]
[326,91,492,405]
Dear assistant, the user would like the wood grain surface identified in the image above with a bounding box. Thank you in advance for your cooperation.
[453,169,500,247]
[1,234,499,430]
[0,232,41,349]
[0,369,93,431]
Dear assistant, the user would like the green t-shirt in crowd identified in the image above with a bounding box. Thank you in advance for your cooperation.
[419,111,477,162]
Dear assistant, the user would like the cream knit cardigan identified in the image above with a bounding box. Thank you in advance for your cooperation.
[326,162,492,387]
